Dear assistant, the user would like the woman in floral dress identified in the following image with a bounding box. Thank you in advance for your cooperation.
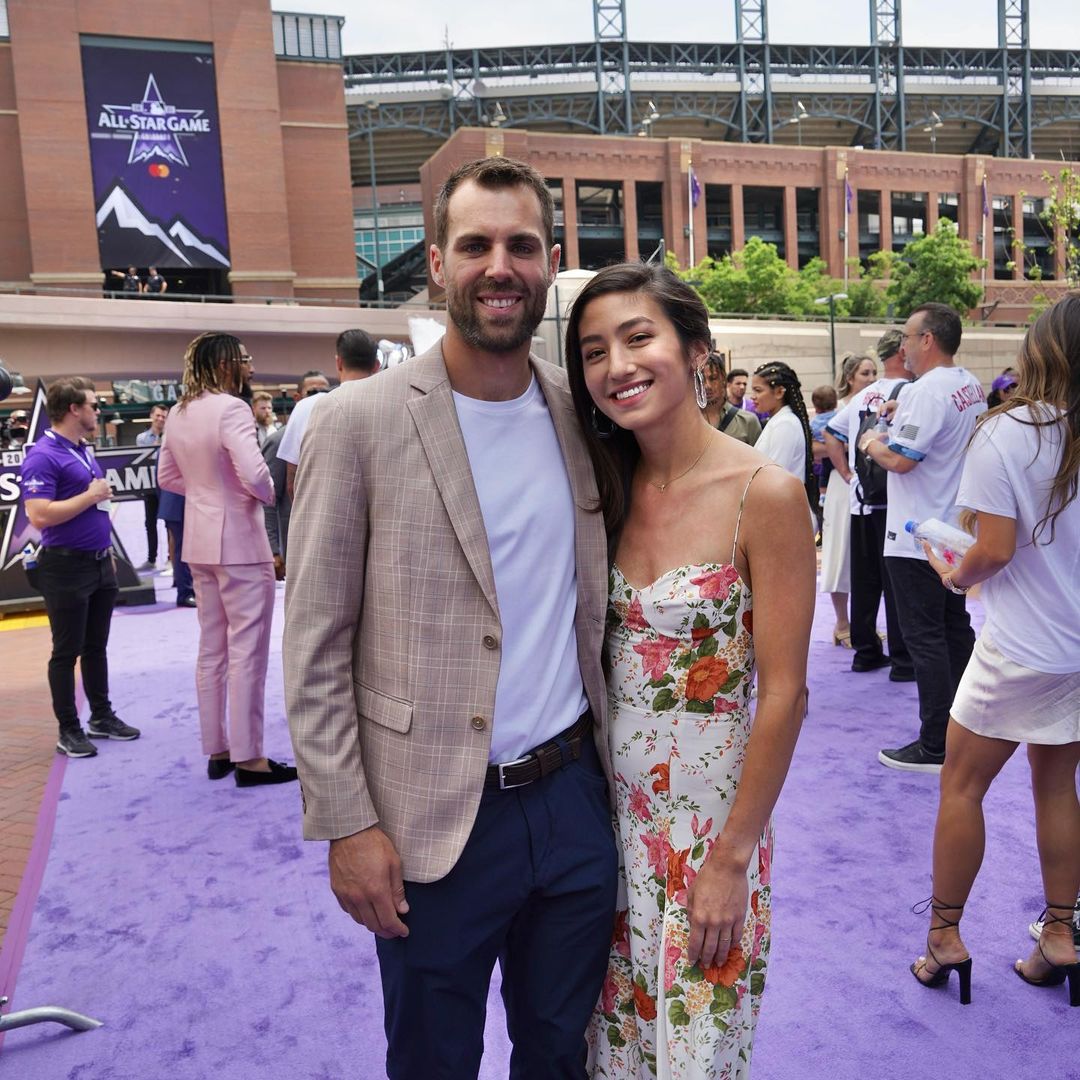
[564,264,816,1079]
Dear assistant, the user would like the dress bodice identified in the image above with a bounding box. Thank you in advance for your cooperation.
[606,562,755,718]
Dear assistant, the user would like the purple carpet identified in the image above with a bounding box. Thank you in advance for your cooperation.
[1,505,1076,1078]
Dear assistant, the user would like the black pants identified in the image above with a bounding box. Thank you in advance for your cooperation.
[849,510,912,675]
[885,556,975,756]
[143,491,160,563]
[35,550,118,732]
[376,736,618,1079]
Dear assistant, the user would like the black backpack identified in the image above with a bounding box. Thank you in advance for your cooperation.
[854,382,905,508]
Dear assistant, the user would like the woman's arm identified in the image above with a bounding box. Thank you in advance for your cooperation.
[923,510,1015,590]
[685,467,816,969]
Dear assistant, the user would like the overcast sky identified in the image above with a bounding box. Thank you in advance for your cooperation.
[278,0,1078,54]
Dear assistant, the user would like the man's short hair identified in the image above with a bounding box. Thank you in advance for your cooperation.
[726,368,749,383]
[251,391,274,407]
[297,370,329,395]
[46,376,95,424]
[876,328,904,362]
[149,402,169,415]
[812,385,839,412]
[911,303,963,357]
[336,328,379,374]
[434,157,554,252]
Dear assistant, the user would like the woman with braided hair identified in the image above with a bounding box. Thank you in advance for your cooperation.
[749,362,819,515]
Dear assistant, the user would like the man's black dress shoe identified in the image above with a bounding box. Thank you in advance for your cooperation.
[177,596,197,608]
[889,668,917,682]
[851,655,891,673]
[235,759,299,787]
[207,757,235,780]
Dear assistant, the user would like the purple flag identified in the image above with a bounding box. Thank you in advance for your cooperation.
[844,177,854,215]
[981,178,990,217]
[690,168,702,209]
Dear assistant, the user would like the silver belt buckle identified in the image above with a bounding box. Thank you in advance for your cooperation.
[496,753,534,790]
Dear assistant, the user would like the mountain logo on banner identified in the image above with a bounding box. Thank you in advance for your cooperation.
[96,184,230,268]
[98,74,209,168]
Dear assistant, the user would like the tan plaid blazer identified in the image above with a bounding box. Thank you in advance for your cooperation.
[283,345,610,883]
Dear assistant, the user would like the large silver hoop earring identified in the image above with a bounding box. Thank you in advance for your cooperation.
[591,405,617,439]
[693,367,708,410]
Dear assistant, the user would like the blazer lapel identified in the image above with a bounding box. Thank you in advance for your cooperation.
[533,362,607,623]
[407,348,500,618]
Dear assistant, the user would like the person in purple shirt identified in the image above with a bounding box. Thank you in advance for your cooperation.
[21,377,141,758]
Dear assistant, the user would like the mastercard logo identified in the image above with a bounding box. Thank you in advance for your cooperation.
[148,164,170,178]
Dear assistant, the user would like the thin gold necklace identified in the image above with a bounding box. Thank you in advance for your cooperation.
[644,438,710,493]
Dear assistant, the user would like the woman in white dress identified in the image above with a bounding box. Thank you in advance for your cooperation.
[908,293,1080,1007]
[748,363,819,522]
[818,354,879,646]
[564,263,815,1078]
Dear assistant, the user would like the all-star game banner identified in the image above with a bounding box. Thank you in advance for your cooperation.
[81,36,231,272]
[0,382,157,609]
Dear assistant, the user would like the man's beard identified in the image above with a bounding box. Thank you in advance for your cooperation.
[445,278,548,354]
[237,378,253,402]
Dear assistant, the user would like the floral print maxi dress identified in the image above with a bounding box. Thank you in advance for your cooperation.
[587,555,772,1080]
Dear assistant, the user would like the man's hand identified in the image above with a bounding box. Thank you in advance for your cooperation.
[273,555,286,581]
[87,477,112,504]
[328,827,410,939]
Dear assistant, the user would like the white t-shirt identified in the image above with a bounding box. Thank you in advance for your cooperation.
[753,405,806,482]
[452,377,588,763]
[883,365,987,560]
[827,378,909,515]
[957,406,1080,673]
[277,392,327,466]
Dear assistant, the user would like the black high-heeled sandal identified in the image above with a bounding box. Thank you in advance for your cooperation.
[910,897,973,1005]
[1014,901,1080,1007]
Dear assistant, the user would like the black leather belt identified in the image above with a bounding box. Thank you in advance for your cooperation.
[485,710,594,791]
[41,546,113,561]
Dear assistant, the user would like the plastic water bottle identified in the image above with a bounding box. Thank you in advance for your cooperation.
[905,519,973,566]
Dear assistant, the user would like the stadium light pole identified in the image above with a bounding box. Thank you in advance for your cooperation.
[924,110,944,154]
[814,292,847,382]
[366,101,384,302]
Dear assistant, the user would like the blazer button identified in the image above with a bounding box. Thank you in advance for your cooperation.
[482,634,498,650]
[470,715,486,731]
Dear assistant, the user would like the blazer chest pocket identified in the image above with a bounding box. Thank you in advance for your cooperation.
[355,683,413,734]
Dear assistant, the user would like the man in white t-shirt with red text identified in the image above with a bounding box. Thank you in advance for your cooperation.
[859,303,987,773]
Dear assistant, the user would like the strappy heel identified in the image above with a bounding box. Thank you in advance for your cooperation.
[910,897,972,1005]
[1015,901,1080,1007]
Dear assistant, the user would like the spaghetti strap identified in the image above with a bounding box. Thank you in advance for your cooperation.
[731,463,776,566]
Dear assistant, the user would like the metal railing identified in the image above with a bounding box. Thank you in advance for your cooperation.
[272,11,344,63]
[0,283,440,311]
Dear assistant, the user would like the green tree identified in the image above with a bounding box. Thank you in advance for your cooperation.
[1009,167,1080,317]
[671,238,891,319]
[886,219,985,318]
[845,251,894,319]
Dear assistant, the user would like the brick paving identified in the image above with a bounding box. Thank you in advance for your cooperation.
[0,616,57,951]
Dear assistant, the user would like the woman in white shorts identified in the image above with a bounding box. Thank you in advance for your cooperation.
[909,293,1080,1007]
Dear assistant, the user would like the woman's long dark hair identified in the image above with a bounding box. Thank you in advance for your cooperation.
[753,360,819,511]
[564,263,713,542]
[976,291,1080,543]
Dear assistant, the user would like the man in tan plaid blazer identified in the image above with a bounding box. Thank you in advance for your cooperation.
[284,157,618,1077]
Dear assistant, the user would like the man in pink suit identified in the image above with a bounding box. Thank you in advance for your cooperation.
[158,332,298,788]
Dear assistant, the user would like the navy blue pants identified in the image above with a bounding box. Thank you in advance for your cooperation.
[164,519,194,603]
[376,736,618,1079]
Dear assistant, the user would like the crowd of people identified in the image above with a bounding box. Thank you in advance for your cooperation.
[16,154,1079,1077]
